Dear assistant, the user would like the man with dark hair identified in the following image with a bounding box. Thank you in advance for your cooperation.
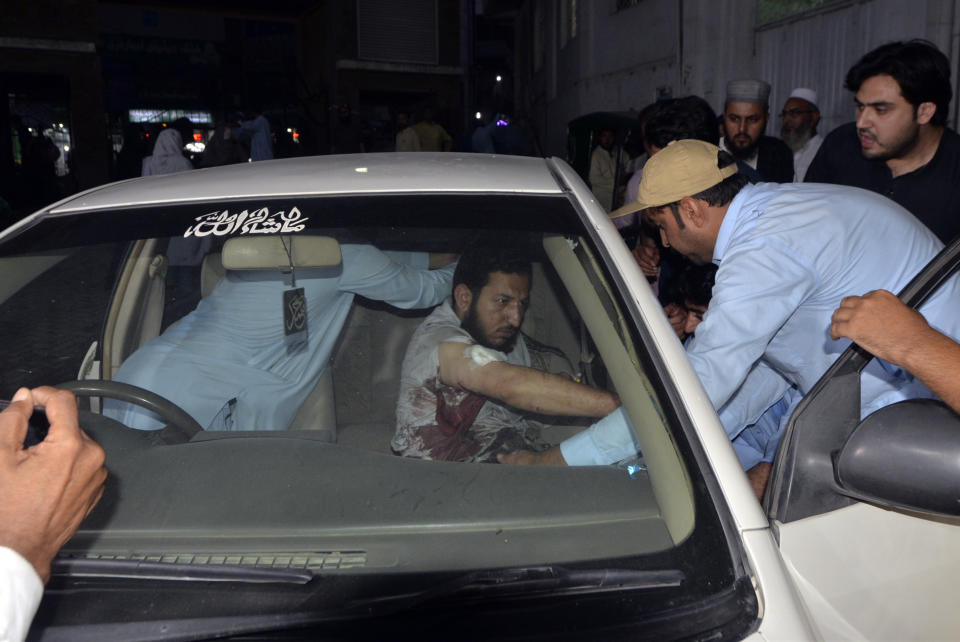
[720,80,794,182]
[615,96,760,286]
[392,246,629,463]
[805,39,960,243]
[509,139,960,498]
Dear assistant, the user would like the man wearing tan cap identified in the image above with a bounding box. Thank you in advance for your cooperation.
[626,139,960,494]
[506,139,960,498]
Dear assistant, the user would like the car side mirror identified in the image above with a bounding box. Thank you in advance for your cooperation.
[834,399,960,516]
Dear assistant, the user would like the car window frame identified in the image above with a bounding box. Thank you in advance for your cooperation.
[766,234,960,523]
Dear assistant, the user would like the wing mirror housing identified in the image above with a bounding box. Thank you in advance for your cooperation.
[834,399,960,517]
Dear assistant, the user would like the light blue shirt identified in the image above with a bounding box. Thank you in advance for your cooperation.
[564,181,960,468]
[105,246,453,431]
[690,181,960,431]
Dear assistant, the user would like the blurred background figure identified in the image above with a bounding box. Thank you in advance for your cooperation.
[141,128,207,324]
[331,103,365,154]
[22,130,61,210]
[471,111,497,154]
[589,128,617,211]
[239,107,274,161]
[490,114,535,156]
[114,123,148,180]
[412,107,452,152]
[394,110,421,152]
[141,128,192,176]
[200,117,248,168]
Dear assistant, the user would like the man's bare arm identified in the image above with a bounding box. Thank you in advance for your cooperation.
[830,289,960,414]
[438,342,619,418]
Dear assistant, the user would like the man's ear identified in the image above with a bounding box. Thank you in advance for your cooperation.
[811,110,821,128]
[679,196,708,228]
[453,283,473,318]
[916,101,936,126]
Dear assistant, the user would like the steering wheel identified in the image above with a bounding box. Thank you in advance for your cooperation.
[57,379,203,444]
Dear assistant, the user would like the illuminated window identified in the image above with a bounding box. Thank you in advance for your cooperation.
[128,109,213,125]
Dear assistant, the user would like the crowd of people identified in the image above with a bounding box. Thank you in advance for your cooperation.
[579,38,960,494]
[5,37,960,640]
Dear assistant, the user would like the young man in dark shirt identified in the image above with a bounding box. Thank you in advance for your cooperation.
[805,40,960,243]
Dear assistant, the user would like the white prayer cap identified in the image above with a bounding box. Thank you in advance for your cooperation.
[788,88,819,109]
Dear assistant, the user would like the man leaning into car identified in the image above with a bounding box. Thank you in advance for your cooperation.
[504,139,960,500]
[392,247,638,464]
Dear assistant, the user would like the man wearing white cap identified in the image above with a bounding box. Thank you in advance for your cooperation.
[505,139,960,499]
[780,88,823,181]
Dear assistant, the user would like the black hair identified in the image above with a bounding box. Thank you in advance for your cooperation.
[663,150,748,227]
[678,262,717,308]
[453,245,532,297]
[638,100,668,126]
[845,39,952,127]
[644,95,720,149]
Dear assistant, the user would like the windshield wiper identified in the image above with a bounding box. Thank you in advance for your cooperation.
[51,557,313,584]
[351,565,685,615]
[35,566,687,641]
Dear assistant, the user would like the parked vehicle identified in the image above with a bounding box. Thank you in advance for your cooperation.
[2,153,957,640]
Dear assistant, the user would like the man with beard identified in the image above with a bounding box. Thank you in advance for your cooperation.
[721,79,794,183]
[779,88,823,181]
[392,247,628,463]
[805,40,960,243]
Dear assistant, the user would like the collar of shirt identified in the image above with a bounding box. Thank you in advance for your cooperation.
[711,182,782,265]
[713,182,755,264]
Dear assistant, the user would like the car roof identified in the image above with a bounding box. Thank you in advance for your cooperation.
[46,153,566,216]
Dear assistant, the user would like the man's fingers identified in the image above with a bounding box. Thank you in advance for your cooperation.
[0,387,33,451]
[30,388,80,442]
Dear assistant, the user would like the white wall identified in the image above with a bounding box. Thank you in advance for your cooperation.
[519,0,960,158]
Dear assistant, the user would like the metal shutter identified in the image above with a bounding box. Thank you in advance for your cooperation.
[357,0,438,64]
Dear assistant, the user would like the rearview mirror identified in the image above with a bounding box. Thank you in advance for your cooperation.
[834,399,960,516]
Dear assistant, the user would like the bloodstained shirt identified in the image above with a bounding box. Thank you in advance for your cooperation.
[392,300,545,462]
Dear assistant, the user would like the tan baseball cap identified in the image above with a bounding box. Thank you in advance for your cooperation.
[609,139,738,220]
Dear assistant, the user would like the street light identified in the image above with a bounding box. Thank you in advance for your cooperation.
[496,75,502,83]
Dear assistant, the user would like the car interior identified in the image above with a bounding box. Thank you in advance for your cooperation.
[0,185,753,630]
[0,227,696,572]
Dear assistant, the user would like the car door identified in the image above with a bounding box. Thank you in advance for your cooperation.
[765,236,960,641]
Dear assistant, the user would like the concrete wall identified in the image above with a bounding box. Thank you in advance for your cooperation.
[518,0,960,159]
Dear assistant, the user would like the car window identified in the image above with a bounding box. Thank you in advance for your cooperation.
[2,188,756,639]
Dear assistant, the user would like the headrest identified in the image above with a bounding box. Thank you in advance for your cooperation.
[222,235,342,270]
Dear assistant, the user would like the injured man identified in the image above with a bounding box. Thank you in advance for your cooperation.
[392,246,639,464]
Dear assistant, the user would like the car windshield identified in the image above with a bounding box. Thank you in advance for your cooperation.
[2,157,755,639]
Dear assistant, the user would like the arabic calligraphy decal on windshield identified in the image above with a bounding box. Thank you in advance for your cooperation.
[184,206,309,237]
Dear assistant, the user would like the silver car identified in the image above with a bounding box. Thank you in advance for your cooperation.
[3,153,958,640]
